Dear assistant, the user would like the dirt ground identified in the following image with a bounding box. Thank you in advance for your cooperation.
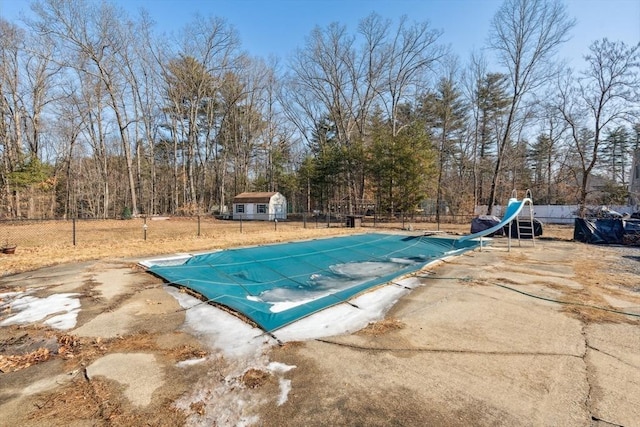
[1,225,639,426]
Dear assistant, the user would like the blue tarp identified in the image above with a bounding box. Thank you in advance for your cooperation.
[574,218,640,245]
[147,233,479,332]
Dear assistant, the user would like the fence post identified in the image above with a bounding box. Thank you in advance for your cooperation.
[197,215,201,237]
[143,216,148,241]
[240,216,243,233]
[72,218,76,246]
[303,212,307,229]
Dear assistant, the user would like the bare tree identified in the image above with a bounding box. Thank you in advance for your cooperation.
[485,0,574,213]
[420,58,468,226]
[557,39,640,216]
[461,50,511,209]
[30,0,143,216]
[0,19,25,217]
[22,32,61,160]
[286,21,366,213]
[127,10,164,215]
[52,88,85,218]
[246,57,293,194]
[382,15,444,137]
[530,102,569,204]
[286,13,444,213]
[75,65,112,218]
[158,15,241,213]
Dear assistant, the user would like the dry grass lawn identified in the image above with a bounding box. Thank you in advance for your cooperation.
[0,217,574,276]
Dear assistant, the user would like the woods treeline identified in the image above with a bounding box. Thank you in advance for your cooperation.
[1,0,638,220]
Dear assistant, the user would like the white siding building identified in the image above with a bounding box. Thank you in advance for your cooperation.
[232,192,287,221]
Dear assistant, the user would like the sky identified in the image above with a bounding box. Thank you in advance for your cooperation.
[1,0,638,68]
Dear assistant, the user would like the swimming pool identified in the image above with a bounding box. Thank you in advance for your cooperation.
[145,233,479,332]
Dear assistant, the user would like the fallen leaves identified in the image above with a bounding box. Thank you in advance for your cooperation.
[0,347,51,373]
[241,368,270,388]
[357,318,405,336]
[0,333,80,373]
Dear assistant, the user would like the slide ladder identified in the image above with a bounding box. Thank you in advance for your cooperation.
[508,189,535,249]
[459,190,536,251]
[459,192,532,245]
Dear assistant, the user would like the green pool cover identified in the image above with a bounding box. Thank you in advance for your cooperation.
[147,233,479,332]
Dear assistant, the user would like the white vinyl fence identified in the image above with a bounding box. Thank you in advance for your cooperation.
[475,205,637,224]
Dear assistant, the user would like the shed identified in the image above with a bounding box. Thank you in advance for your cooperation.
[232,192,287,221]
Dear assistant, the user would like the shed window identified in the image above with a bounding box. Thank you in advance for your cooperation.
[236,204,245,213]
[257,204,267,214]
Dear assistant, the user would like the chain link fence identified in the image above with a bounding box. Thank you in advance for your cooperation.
[0,212,480,251]
[0,217,295,249]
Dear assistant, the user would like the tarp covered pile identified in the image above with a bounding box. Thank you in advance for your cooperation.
[573,218,640,245]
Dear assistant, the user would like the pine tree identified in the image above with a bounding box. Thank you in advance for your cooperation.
[367,109,435,215]
[600,126,631,185]
[419,77,467,226]
[474,73,509,205]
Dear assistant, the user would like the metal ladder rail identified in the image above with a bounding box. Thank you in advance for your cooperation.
[516,190,535,247]
[508,189,535,250]
[508,189,520,250]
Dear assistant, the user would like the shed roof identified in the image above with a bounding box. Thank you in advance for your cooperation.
[233,192,279,203]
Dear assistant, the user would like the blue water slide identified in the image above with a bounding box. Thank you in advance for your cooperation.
[458,198,532,242]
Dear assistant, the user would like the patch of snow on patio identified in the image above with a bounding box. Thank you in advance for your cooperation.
[44,310,81,330]
[267,361,296,373]
[166,286,273,359]
[276,378,292,406]
[267,362,296,406]
[0,292,80,330]
[176,357,208,368]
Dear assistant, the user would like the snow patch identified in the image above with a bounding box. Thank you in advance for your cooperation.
[267,362,296,406]
[176,357,208,368]
[276,378,292,406]
[138,254,194,268]
[1,292,81,330]
[166,287,275,359]
[268,296,319,313]
[44,309,81,330]
[267,361,296,374]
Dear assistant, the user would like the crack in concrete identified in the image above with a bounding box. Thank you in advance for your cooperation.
[590,415,624,426]
[580,325,631,427]
[581,323,596,426]
[315,339,584,358]
[587,344,640,370]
